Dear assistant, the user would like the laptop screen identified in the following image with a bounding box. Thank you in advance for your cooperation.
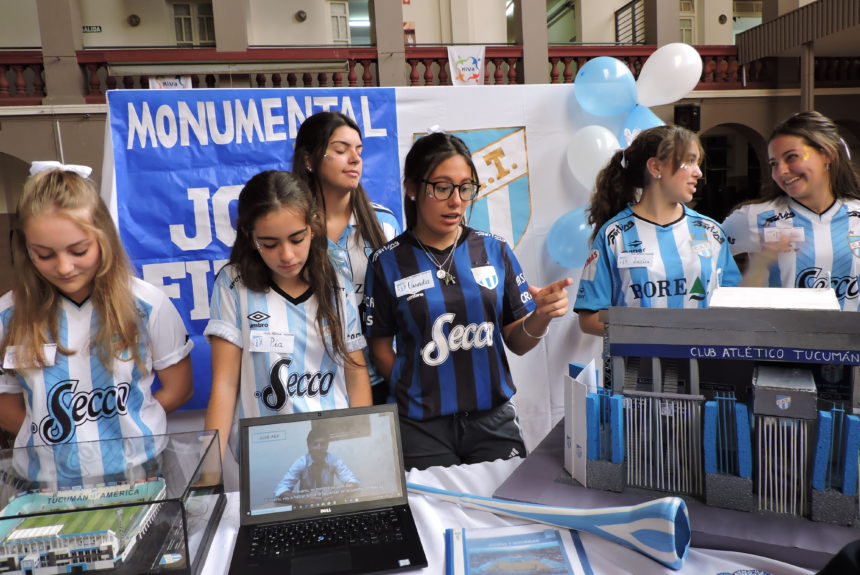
[241,406,406,521]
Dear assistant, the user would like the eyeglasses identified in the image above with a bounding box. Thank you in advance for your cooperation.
[421,179,481,201]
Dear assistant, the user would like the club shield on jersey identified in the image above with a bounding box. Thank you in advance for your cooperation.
[364,227,534,420]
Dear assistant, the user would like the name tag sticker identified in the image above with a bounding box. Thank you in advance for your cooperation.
[394,270,435,298]
[3,344,57,369]
[764,227,804,243]
[249,332,294,354]
[618,253,654,268]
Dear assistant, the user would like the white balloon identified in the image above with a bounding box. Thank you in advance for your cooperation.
[636,43,703,107]
[567,125,620,191]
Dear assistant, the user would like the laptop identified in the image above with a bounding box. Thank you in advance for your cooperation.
[228,404,428,575]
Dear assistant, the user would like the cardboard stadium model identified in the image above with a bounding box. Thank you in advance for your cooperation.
[0,431,224,575]
[566,290,859,527]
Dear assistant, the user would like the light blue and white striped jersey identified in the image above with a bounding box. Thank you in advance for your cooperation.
[0,278,193,487]
[205,264,366,456]
[575,205,741,311]
[722,196,860,311]
[327,203,401,387]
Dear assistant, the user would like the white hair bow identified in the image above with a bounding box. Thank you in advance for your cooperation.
[29,161,93,179]
[426,125,443,134]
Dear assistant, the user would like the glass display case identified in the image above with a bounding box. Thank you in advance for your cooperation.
[0,430,224,575]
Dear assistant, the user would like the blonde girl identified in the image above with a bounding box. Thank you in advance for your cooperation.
[0,165,193,484]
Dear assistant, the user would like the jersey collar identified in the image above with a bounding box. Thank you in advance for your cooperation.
[334,212,359,249]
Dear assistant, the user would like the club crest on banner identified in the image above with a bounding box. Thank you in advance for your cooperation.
[448,127,531,247]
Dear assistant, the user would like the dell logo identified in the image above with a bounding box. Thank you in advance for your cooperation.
[320,508,332,513]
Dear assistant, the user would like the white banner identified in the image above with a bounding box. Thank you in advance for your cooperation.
[147,75,193,89]
[448,45,486,86]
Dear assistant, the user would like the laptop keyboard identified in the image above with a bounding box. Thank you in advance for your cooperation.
[248,508,405,560]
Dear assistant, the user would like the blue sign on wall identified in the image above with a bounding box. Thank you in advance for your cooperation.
[108,88,400,408]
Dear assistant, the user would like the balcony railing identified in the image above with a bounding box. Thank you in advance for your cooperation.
[75,47,379,104]
[0,50,44,105]
[4,44,860,106]
[405,46,522,85]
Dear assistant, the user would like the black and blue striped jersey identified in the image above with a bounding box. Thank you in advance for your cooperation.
[364,226,535,420]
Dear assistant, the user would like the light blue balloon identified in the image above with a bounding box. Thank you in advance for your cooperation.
[547,206,593,269]
[575,57,638,117]
[618,104,665,148]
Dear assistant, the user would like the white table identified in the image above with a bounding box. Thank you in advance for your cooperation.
[200,458,817,575]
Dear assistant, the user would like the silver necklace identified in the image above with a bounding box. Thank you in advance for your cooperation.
[414,227,460,286]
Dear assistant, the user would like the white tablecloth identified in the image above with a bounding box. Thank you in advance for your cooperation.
[199,458,817,575]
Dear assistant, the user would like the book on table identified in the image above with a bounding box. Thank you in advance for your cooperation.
[444,523,592,575]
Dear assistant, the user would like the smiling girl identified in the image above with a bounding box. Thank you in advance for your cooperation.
[575,125,740,336]
[0,164,193,483]
[292,112,401,404]
[722,111,860,309]
[204,170,371,458]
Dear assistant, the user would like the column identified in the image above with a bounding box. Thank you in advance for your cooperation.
[35,0,85,104]
[213,0,249,52]
[513,0,548,84]
[371,0,407,86]
[644,0,679,45]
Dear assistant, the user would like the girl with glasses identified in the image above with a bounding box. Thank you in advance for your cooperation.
[292,112,401,404]
[575,125,740,336]
[204,171,371,458]
[722,111,860,309]
[364,132,571,470]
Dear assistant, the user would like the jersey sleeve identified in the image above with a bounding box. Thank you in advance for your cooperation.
[363,250,396,338]
[501,241,535,326]
[204,266,243,348]
[338,272,367,354]
[716,227,742,287]
[146,286,194,372]
[0,297,22,394]
[0,371,20,394]
[574,234,614,312]
[373,203,403,241]
[722,205,760,255]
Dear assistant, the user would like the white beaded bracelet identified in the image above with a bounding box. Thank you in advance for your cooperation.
[521,312,549,339]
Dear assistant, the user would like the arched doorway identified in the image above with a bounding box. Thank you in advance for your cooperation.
[0,152,30,295]
[694,123,766,223]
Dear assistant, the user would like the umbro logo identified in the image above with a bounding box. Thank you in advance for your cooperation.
[248,311,270,323]
[248,311,270,328]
